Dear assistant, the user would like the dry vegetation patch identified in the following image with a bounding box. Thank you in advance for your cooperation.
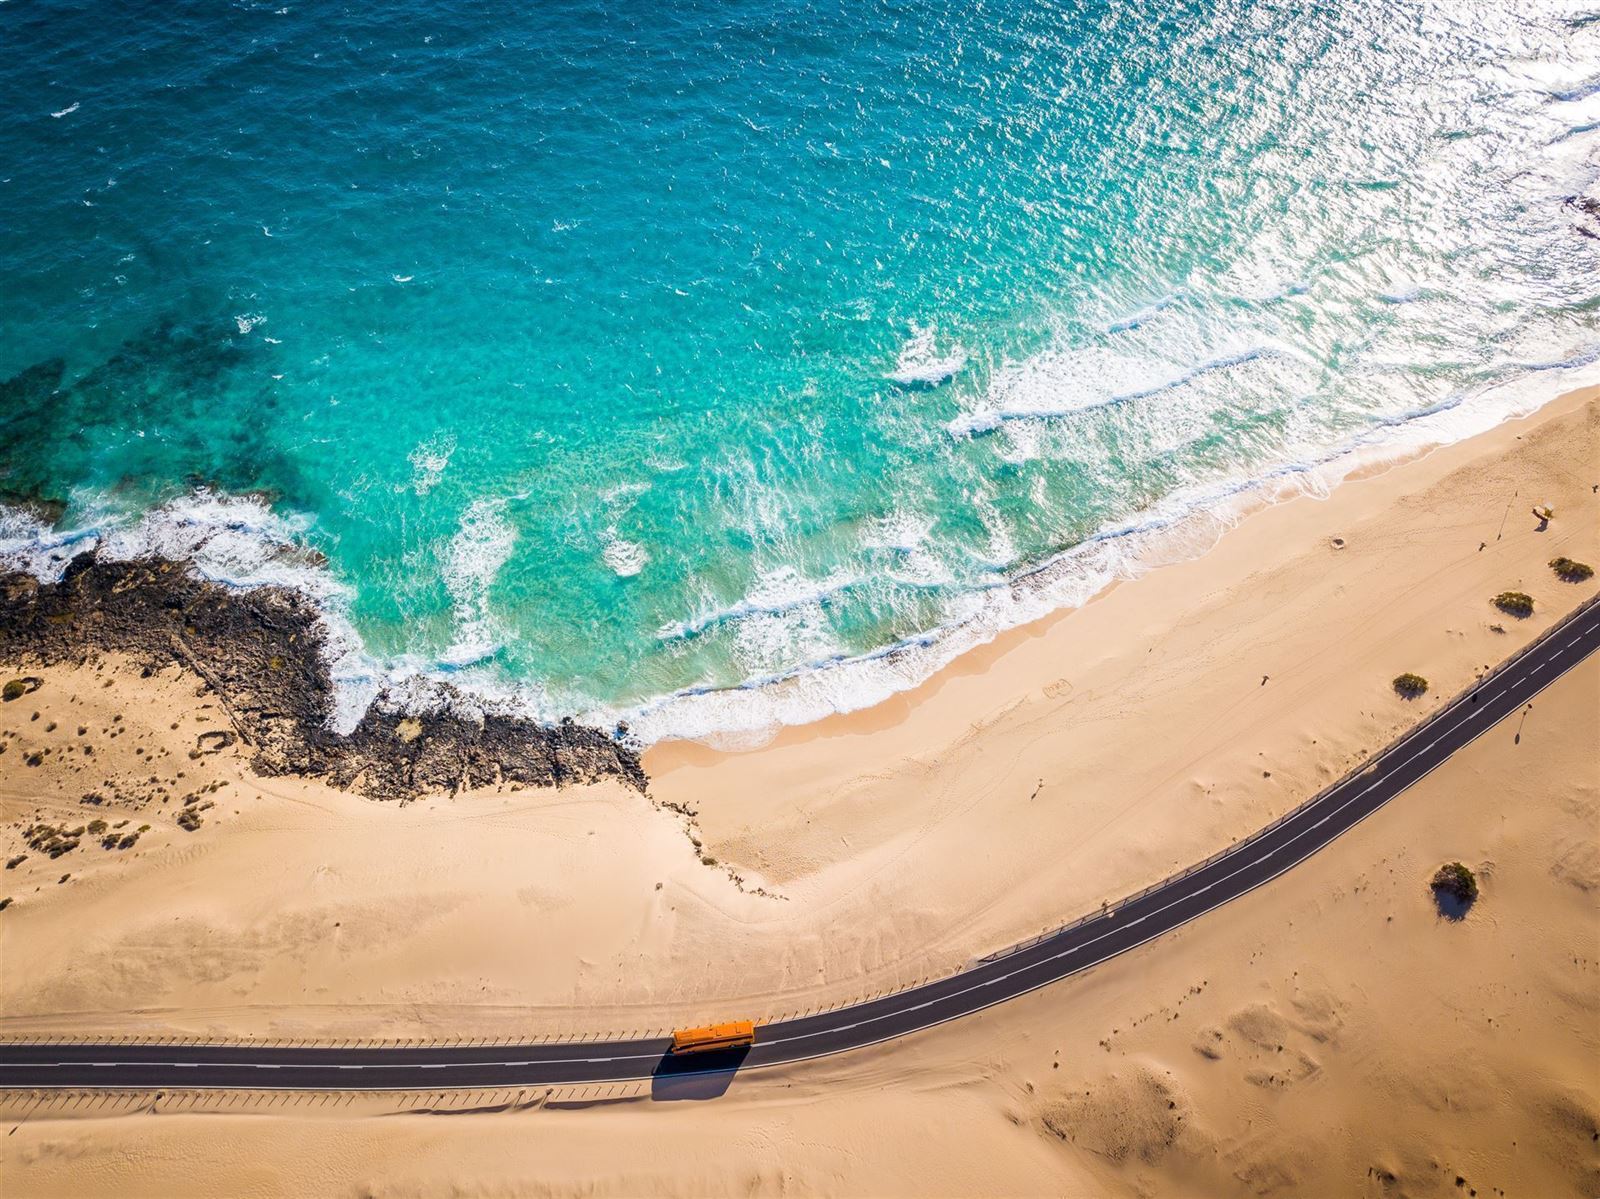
[1491,591,1534,618]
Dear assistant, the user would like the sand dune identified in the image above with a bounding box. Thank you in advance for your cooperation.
[1,388,1596,1195]
[3,654,1593,1197]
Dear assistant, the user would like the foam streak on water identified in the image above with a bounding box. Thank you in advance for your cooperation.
[609,355,1600,747]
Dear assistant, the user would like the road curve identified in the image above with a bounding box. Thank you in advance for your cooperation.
[3,596,1597,1092]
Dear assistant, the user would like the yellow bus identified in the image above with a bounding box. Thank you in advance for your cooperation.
[669,1020,756,1054]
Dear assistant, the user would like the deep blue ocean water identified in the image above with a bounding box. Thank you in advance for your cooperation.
[2,0,1598,741]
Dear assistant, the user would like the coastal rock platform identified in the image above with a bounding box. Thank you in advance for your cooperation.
[0,556,645,802]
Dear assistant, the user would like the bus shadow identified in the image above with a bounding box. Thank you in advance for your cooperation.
[649,1046,751,1102]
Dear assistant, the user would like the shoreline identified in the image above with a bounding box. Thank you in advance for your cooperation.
[9,654,1593,1197]
[646,382,1600,772]
[634,383,1599,1009]
[1,387,1596,1195]
[3,362,1597,760]
[0,383,1593,1045]
[0,558,643,802]
[623,359,1600,748]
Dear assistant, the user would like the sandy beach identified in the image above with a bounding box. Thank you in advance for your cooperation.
[1,386,1597,1196]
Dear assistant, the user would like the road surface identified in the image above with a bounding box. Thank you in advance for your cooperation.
[3,596,1596,1091]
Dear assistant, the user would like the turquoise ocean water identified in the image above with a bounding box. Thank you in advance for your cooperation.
[2,0,1598,742]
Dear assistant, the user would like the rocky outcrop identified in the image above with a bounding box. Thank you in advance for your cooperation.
[0,556,645,801]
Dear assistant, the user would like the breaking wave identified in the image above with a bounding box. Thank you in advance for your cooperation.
[5,351,1593,749]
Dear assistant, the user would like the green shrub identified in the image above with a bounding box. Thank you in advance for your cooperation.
[1392,673,1429,698]
[1492,591,1534,618]
[1550,557,1594,583]
[1431,861,1478,904]
[1,679,25,702]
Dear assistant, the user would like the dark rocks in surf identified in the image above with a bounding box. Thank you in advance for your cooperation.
[0,319,317,515]
[1566,193,1600,241]
[0,555,645,802]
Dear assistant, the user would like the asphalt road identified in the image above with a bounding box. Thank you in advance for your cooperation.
[4,595,1596,1092]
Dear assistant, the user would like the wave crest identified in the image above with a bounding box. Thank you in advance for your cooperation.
[888,323,967,387]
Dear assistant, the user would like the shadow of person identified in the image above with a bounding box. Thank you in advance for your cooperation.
[650,1045,752,1101]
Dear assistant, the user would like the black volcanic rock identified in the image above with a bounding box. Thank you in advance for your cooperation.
[0,556,645,802]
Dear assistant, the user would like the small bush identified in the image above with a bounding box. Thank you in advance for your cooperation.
[177,809,202,832]
[86,819,108,835]
[1550,557,1594,583]
[24,823,79,858]
[1492,591,1534,618]
[1431,861,1478,904]
[4,855,25,870]
[2,679,26,702]
[0,897,11,912]
[1392,673,1429,698]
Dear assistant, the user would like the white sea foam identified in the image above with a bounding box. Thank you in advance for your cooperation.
[2,355,1594,751]
[1378,286,1424,304]
[1549,73,1600,103]
[888,323,967,387]
[730,600,840,681]
[866,510,935,553]
[0,506,98,582]
[99,492,314,584]
[0,490,379,732]
[659,565,861,643]
[974,500,1017,570]
[601,530,649,577]
[234,312,266,335]
[866,510,953,586]
[599,479,651,506]
[441,497,516,664]
[947,342,1290,439]
[1106,291,1183,334]
[408,431,456,496]
[50,102,79,118]
[610,351,1600,748]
